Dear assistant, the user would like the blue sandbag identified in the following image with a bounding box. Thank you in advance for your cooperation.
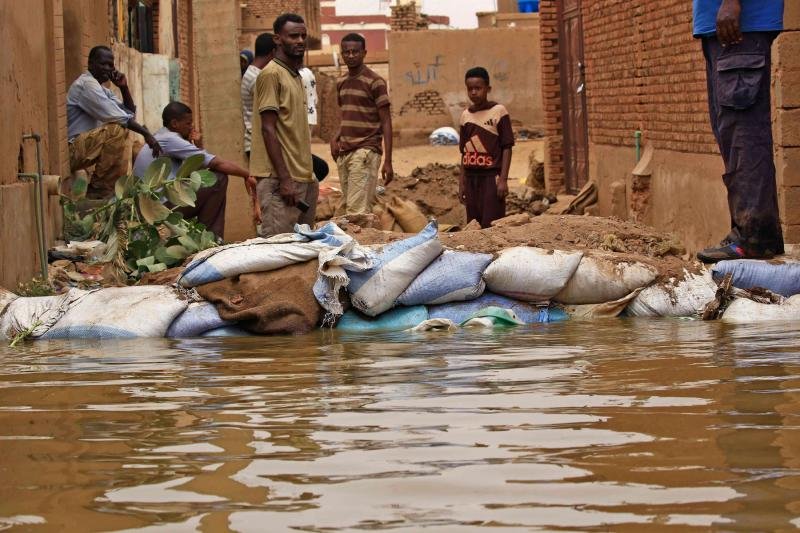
[428,292,566,324]
[167,302,234,338]
[201,326,254,337]
[712,260,800,297]
[397,250,493,306]
[336,306,429,332]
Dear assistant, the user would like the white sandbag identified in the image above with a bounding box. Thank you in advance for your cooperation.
[179,237,329,287]
[712,259,800,297]
[555,254,658,305]
[0,289,90,339]
[564,289,643,319]
[348,221,443,316]
[0,288,19,316]
[397,250,492,306]
[167,301,234,338]
[626,271,717,317]
[721,295,800,323]
[483,247,583,303]
[41,286,188,339]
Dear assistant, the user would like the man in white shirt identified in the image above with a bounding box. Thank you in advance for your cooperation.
[241,33,276,158]
[67,45,161,198]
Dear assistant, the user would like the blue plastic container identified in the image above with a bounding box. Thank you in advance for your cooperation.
[518,0,539,13]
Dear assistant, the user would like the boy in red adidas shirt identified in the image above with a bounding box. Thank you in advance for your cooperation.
[458,67,514,228]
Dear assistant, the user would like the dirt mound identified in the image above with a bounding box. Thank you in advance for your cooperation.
[346,214,697,281]
[383,163,466,227]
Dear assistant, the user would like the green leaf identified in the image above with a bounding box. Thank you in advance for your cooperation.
[143,157,171,190]
[71,175,88,199]
[177,182,197,207]
[175,154,206,181]
[166,211,184,225]
[164,182,183,206]
[136,256,156,267]
[188,171,202,190]
[145,262,168,273]
[193,170,217,188]
[178,235,200,253]
[200,230,218,249]
[115,174,137,199]
[165,245,190,259]
[137,193,171,224]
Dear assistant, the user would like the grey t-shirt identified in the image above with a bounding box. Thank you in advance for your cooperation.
[133,127,216,179]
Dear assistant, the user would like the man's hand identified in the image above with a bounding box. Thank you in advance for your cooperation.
[278,176,299,207]
[496,176,509,200]
[245,176,262,224]
[330,139,340,160]
[111,70,128,88]
[190,129,203,149]
[381,160,394,186]
[716,0,742,47]
[145,134,162,158]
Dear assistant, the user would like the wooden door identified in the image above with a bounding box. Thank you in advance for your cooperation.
[559,0,589,193]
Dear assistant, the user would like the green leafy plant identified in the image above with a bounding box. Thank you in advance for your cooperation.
[62,155,219,278]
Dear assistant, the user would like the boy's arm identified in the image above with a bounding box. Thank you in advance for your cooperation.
[497,147,512,200]
[378,105,394,185]
[330,126,341,160]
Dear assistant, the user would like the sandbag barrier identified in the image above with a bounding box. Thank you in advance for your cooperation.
[4,224,800,341]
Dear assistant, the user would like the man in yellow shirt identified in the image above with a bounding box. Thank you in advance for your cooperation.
[249,13,315,237]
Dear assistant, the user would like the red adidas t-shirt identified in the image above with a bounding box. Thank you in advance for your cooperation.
[459,102,515,175]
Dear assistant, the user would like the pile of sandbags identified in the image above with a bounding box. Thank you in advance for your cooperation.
[12,224,800,342]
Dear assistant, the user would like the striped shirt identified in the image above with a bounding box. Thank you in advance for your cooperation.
[241,64,261,152]
[336,66,390,155]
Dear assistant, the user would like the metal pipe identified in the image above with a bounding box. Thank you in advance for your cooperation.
[634,130,642,163]
[19,133,48,280]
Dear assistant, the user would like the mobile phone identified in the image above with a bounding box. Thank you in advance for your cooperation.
[297,199,310,212]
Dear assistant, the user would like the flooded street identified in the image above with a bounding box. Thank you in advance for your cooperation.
[0,320,799,531]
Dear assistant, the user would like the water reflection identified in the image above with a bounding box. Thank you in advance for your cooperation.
[0,320,798,530]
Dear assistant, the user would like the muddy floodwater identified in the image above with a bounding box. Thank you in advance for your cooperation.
[1,320,799,531]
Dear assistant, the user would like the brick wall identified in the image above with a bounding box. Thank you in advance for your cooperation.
[539,0,717,190]
[390,2,430,31]
[241,0,321,47]
[177,0,194,107]
[538,0,563,190]
[774,7,800,243]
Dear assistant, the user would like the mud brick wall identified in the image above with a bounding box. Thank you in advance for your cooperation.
[774,5,800,243]
[240,0,321,48]
[538,0,563,190]
[390,2,430,32]
[399,90,448,116]
[539,0,717,190]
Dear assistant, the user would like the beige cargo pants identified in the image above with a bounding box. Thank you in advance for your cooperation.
[69,123,129,199]
[336,148,381,215]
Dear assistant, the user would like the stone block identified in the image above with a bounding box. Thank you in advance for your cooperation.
[780,186,800,225]
[783,223,800,245]
[776,147,800,188]
[775,69,800,109]
[773,32,800,72]
[775,108,800,147]
[786,1,800,31]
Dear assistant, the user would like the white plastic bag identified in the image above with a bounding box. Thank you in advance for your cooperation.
[483,247,583,303]
[555,254,658,305]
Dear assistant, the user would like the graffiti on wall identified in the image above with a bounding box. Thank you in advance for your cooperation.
[404,55,445,86]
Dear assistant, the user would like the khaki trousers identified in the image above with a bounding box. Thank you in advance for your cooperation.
[336,148,381,215]
[69,123,129,199]
[256,178,319,237]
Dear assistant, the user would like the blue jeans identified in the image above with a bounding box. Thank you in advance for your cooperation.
[702,32,784,254]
